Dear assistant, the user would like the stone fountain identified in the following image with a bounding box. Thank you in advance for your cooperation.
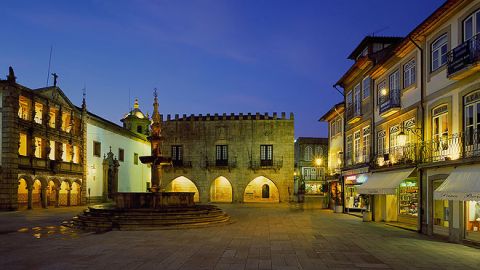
[68,90,230,231]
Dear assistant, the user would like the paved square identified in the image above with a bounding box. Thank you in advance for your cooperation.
[0,204,479,270]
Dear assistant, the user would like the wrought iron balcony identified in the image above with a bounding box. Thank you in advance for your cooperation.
[379,88,401,117]
[205,158,237,169]
[421,130,480,163]
[172,160,192,168]
[346,103,362,124]
[447,34,480,80]
[375,143,418,168]
[250,157,283,171]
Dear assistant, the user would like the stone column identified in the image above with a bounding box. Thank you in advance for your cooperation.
[67,188,71,206]
[27,186,33,210]
[55,188,60,208]
[41,187,47,208]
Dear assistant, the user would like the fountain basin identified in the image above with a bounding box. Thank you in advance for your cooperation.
[114,192,195,209]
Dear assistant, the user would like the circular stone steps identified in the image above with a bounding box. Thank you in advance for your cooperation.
[66,204,231,231]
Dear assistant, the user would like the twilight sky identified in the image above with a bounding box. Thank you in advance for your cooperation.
[1,0,444,137]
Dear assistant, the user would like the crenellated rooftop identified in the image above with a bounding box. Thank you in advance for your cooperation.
[160,112,294,122]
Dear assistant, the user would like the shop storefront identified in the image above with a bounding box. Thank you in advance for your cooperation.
[327,178,342,210]
[357,168,418,229]
[344,174,368,213]
[433,164,480,243]
[432,179,449,236]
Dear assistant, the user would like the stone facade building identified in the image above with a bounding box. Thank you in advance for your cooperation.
[293,137,328,196]
[159,112,294,203]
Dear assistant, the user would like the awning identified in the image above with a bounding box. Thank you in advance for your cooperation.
[434,165,480,201]
[357,168,415,195]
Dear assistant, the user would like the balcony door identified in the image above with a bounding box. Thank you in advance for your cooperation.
[465,94,480,157]
[432,105,449,161]
[463,9,480,42]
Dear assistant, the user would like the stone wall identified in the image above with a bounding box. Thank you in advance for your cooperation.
[159,112,294,203]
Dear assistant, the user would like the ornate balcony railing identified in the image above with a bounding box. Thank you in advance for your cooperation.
[447,34,480,77]
[422,130,480,163]
[379,88,401,116]
[375,143,418,168]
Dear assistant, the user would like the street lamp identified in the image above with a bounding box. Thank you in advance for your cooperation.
[315,158,322,167]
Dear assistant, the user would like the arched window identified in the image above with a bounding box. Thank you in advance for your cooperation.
[304,146,313,161]
[431,34,448,71]
[262,184,270,198]
[137,125,143,134]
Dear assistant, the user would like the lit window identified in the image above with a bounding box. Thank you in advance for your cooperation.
[431,34,448,72]
[49,140,55,160]
[73,145,80,163]
[49,107,57,128]
[362,126,370,163]
[346,135,353,166]
[403,59,416,88]
[34,102,43,124]
[19,133,28,156]
[354,131,361,163]
[18,96,31,120]
[61,111,72,132]
[34,137,42,158]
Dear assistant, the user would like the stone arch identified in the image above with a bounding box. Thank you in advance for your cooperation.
[70,181,81,206]
[18,174,33,188]
[209,176,233,203]
[59,180,71,206]
[47,179,58,207]
[17,177,29,209]
[165,176,200,202]
[31,179,42,208]
[244,176,280,203]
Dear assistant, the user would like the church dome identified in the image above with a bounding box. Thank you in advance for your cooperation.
[123,98,147,119]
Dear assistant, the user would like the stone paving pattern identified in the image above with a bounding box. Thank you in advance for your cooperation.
[0,204,479,269]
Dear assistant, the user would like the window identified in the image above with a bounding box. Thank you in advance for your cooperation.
[354,84,361,115]
[61,111,72,132]
[404,59,416,88]
[464,92,480,155]
[346,91,353,106]
[389,125,400,153]
[171,145,183,165]
[354,131,361,163]
[63,143,72,162]
[331,121,336,138]
[19,133,28,156]
[134,153,139,165]
[260,145,273,166]
[49,140,55,160]
[362,126,370,163]
[73,145,80,163]
[304,146,313,161]
[216,145,228,166]
[34,137,42,158]
[18,96,31,120]
[336,118,342,133]
[118,148,124,162]
[49,107,57,128]
[346,135,353,166]
[463,9,480,41]
[377,80,386,105]
[315,145,322,156]
[302,167,317,181]
[93,141,101,157]
[362,77,370,99]
[34,102,43,124]
[431,34,448,72]
[377,131,386,156]
[137,125,143,134]
[389,70,400,91]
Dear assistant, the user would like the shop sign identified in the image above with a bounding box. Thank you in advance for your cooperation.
[341,167,369,176]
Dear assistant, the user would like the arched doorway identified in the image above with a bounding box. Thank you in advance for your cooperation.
[70,182,81,206]
[59,181,69,206]
[18,178,29,209]
[210,176,233,202]
[47,180,57,207]
[244,176,279,202]
[32,179,42,208]
[165,176,200,202]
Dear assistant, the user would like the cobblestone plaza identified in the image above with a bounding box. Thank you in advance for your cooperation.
[0,204,479,270]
